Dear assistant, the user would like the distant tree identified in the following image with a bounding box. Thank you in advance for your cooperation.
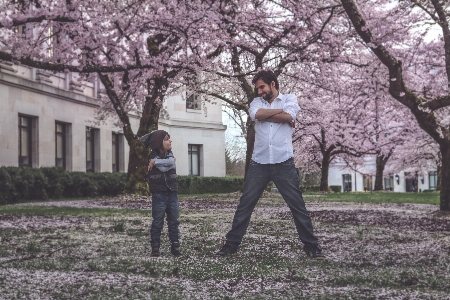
[341,0,450,210]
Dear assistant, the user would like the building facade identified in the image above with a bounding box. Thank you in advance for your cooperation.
[0,61,226,176]
[328,158,438,192]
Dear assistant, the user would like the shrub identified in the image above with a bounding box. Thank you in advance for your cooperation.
[177,176,244,194]
[330,185,342,193]
[5,167,48,202]
[301,185,332,192]
[64,172,98,198]
[90,172,127,197]
[40,167,71,199]
[0,166,127,204]
[0,167,244,204]
[0,168,14,205]
[301,185,320,192]
[266,181,276,192]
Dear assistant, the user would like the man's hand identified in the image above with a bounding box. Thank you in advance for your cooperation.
[257,110,293,123]
[255,108,283,120]
[148,159,155,171]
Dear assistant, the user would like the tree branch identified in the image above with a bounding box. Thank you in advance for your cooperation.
[340,0,447,144]
[0,15,77,29]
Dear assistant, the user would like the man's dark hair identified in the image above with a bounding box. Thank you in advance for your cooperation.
[252,70,279,90]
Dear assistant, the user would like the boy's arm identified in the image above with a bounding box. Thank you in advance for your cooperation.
[149,157,175,172]
[148,150,159,171]
[148,159,155,171]
[153,152,176,172]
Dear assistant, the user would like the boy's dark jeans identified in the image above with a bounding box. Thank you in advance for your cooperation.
[150,191,180,244]
[225,158,318,246]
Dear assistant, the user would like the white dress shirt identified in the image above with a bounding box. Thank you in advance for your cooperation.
[249,92,300,164]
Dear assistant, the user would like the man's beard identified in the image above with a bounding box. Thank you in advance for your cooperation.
[262,88,274,101]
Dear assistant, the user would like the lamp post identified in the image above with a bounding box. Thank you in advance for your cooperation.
[395,174,400,185]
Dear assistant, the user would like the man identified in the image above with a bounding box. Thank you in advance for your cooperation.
[217,70,324,259]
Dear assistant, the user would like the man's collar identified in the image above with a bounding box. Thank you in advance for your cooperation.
[261,91,283,104]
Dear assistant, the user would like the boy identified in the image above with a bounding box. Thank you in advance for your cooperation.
[141,130,181,257]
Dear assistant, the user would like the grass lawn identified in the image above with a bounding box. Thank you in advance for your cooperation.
[0,194,449,299]
[307,191,441,205]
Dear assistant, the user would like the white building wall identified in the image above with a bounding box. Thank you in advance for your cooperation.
[159,93,226,176]
[0,63,226,176]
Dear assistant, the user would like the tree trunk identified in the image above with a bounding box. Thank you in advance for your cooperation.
[439,143,450,211]
[124,140,151,195]
[105,74,163,195]
[320,154,330,191]
[123,78,165,194]
[374,154,389,191]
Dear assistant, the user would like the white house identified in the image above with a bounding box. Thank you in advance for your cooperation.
[0,60,226,176]
[328,157,438,192]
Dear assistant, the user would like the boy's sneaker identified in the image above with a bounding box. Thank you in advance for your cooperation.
[303,244,325,260]
[171,242,182,256]
[216,243,238,256]
[151,243,160,257]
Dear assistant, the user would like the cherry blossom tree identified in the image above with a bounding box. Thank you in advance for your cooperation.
[340,64,416,191]
[0,0,222,193]
[293,59,387,191]
[340,0,450,210]
[187,0,342,177]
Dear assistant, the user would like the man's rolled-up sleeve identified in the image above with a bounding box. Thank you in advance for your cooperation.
[249,98,263,121]
[283,94,300,121]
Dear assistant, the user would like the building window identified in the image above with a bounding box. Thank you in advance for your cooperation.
[404,172,417,192]
[112,133,120,172]
[384,175,394,191]
[19,116,32,167]
[13,24,27,39]
[186,93,201,110]
[343,174,352,192]
[363,175,373,191]
[55,122,66,169]
[429,171,437,190]
[188,144,201,175]
[86,128,95,172]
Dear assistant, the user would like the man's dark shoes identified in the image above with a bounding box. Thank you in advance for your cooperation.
[151,243,160,257]
[171,242,182,256]
[216,243,238,256]
[303,244,324,260]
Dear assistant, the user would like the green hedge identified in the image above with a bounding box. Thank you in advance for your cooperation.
[330,185,342,193]
[1,166,347,204]
[0,167,245,204]
[0,166,127,205]
[301,185,321,192]
[301,185,333,192]
[178,176,244,194]
[300,185,341,193]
